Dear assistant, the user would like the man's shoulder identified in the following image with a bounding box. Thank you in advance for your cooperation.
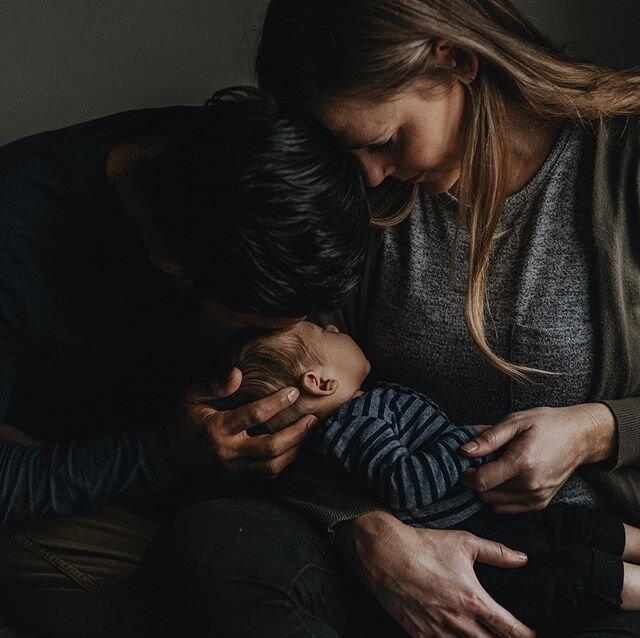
[0,105,202,186]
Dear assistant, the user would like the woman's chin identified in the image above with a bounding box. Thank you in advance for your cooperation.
[419,179,454,195]
[412,171,460,195]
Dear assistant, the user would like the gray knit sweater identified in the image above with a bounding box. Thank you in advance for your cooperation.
[365,126,601,508]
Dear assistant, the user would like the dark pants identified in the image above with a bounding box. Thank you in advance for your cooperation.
[142,498,404,638]
[462,504,626,634]
[143,498,640,638]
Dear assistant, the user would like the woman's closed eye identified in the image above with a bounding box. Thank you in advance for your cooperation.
[368,136,397,154]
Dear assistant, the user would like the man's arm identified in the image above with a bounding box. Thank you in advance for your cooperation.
[0,427,176,525]
[0,423,38,446]
[0,329,180,525]
[0,363,318,526]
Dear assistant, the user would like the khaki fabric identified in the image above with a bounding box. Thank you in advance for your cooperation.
[0,507,158,638]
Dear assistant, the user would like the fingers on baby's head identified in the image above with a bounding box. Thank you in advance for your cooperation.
[218,329,318,417]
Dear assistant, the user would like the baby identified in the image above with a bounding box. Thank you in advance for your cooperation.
[219,320,640,633]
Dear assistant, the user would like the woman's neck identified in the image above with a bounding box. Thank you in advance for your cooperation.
[504,106,561,196]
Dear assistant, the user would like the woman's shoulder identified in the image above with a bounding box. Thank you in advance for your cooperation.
[587,115,640,198]
[591,115,640,154]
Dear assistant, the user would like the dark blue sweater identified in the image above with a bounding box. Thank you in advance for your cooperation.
[0,109,205,524]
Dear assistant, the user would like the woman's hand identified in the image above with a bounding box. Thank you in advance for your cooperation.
[335,511,534,638]
[460,403,617,513]
[172,367,317,480]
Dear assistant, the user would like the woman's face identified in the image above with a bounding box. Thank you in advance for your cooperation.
[314,82,467,194]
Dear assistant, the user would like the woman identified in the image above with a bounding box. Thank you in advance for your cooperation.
[256,0,640,635]
[145,2,640,637]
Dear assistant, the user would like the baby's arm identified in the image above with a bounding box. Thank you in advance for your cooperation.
[317,396,484,512]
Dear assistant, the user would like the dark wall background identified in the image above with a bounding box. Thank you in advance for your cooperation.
[1,0,639,144]
[0,0,265,143]
[513,0,640,69]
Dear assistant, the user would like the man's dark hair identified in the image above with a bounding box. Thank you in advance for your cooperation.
[142,86,370,317]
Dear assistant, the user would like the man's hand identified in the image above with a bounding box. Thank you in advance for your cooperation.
[460,403,616,513]
[172,368,317,480]
[0,424,41,446]
[335,511,535,638]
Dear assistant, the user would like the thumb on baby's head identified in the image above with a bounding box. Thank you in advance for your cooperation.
[190,367,244,406]
[215,366,243,399]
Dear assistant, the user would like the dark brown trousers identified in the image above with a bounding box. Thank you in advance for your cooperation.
[0,507,156,638]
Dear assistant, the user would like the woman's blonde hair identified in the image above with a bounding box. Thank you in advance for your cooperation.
[257,0,640,382]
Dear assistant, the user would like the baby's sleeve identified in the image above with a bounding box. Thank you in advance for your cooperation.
[315,394,494,512]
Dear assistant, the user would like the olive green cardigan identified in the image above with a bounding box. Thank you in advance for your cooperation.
[279,116,640,529]
[580,115,640,520]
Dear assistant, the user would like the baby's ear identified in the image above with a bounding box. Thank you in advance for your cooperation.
[300,369,338,396]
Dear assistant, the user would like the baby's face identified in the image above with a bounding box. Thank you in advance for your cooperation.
[292,321,371,389]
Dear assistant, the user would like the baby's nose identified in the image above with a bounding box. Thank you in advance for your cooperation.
[325,324,340,333]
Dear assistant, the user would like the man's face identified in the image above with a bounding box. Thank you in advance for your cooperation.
[148,255,307,331]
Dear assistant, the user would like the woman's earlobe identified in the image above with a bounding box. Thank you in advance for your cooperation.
[467,53,479,83]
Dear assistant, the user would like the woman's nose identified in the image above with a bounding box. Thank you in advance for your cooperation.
[353,152,392,188]
[325,324,339,333]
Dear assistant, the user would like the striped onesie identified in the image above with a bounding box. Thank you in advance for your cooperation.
[314,382,490,529]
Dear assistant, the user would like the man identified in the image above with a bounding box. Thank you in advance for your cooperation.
[0,87,370,636]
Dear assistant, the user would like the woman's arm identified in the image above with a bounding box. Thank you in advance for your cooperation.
[460,402,616,513]
[598,397,640,468]
[334,511,535,638]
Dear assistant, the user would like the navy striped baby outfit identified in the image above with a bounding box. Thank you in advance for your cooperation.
[315,383,491,529]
